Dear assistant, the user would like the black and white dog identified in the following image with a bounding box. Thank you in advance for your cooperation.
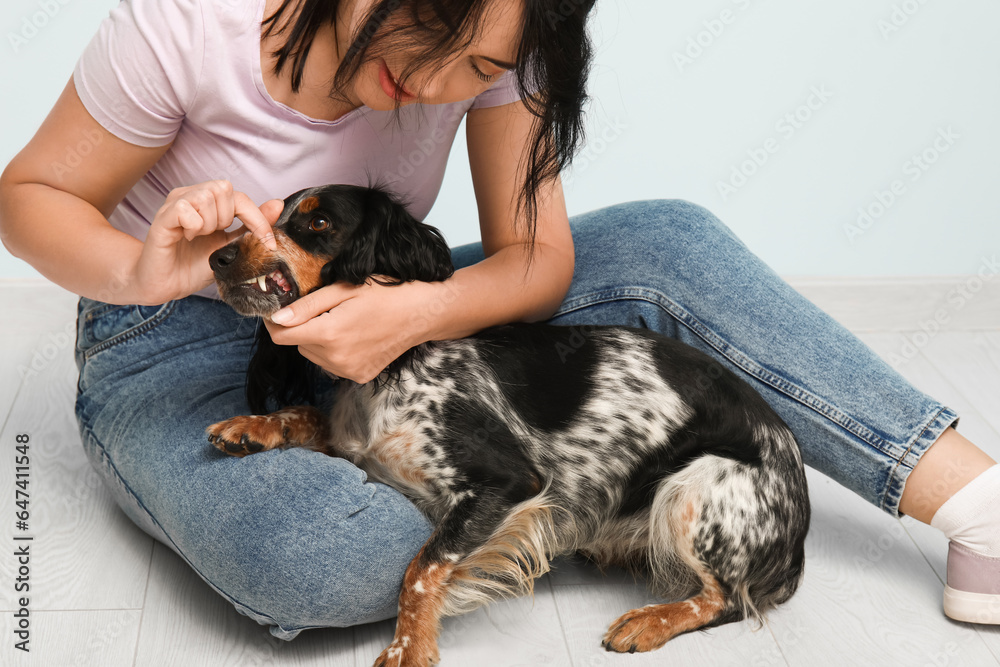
[206,184,810,666]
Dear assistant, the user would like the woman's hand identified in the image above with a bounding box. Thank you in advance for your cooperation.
[264,278,452,383]
[131,179,282,305]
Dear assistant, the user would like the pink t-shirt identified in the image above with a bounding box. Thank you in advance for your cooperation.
[73,0,524,299]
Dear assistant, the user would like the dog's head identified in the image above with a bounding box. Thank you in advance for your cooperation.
[208,184,456,413]
[209,184,455,318]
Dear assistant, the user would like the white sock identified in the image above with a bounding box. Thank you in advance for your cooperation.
[930,463,1000,557]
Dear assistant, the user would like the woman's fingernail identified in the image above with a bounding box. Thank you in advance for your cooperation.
[271,308,292,324]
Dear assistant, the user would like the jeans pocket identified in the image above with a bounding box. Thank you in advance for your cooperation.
[76,296,176,362]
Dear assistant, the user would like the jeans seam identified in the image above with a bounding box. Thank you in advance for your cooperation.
[84,300,178,361]
[79,422,286,629]
[554,286,901,459]
[881,405,959,513]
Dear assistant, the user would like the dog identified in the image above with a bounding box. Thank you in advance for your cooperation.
[206,184,810,666]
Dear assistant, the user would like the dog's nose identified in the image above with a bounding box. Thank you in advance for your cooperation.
[209,243,240,276]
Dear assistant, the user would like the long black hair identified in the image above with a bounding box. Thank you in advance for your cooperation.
[261,0,597,251]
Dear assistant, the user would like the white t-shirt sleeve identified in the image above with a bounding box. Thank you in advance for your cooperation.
[72,0,206,147]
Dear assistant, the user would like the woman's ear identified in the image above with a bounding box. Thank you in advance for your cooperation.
[322,190,455,286]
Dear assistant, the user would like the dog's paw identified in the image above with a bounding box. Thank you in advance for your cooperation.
[373,637,439,667]
[602,604,677,654]
[206,415,288,457]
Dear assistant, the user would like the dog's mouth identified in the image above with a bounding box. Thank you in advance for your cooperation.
[221,263,300,316]
[238,266,296,298]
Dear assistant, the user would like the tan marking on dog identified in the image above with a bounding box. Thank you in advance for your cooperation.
[374,546,452,667]
[206,406,328,457]
[217,227,328,297]
[602,575,727,653]
[369,431,429,488]
[676,500,698,540]
[298,196,320,213]
[275,231,328,295]
[212,231,277,303]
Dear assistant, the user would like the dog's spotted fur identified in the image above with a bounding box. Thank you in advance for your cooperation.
[206,184,810,666]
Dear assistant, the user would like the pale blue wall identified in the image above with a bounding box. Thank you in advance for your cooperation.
[3,0,998,280]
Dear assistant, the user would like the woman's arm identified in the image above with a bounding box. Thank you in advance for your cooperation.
[0,77,278,306]
[425,96,576,339]
[0,77,171,304]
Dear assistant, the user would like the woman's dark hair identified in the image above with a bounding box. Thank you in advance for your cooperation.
[261,0,597,252]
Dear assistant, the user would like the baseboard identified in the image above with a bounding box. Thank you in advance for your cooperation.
[785,276,1000,332]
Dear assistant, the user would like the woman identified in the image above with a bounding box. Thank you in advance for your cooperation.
[0,0,996,642]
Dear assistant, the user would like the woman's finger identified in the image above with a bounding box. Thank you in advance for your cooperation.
[263,313,331,348]
[233,190,277,251]
[208,180,234,238]
[222,223,249,244]
[268,283,357,326]
[175,199,205,241]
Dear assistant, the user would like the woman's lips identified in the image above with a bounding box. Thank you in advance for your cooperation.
[378,59,416,102]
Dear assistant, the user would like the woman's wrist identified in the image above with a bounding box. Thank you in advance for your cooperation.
[411,274,473,343]
[415,241,574,345]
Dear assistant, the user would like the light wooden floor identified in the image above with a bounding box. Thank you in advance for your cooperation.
[1,280,999,667]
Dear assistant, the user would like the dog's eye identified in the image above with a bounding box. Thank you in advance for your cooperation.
[310,216,330,232]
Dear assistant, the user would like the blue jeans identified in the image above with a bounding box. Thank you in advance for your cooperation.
[73,199,958,640]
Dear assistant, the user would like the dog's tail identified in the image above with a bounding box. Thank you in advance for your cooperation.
[437,485,567,617]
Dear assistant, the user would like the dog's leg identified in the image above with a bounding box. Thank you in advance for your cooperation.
[374,543,453,667]
[373,489,531,667]
[600,571,730,653]
[206,405,329,457]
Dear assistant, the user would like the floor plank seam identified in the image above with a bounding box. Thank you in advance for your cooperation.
[130,542,158,667]
[542,580,575,666]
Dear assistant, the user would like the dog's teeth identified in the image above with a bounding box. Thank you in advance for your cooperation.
[270,270,292,293]
[257,275,268,291]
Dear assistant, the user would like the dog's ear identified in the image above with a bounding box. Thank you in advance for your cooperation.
[321,189,455,286]
[245,322,319,414]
